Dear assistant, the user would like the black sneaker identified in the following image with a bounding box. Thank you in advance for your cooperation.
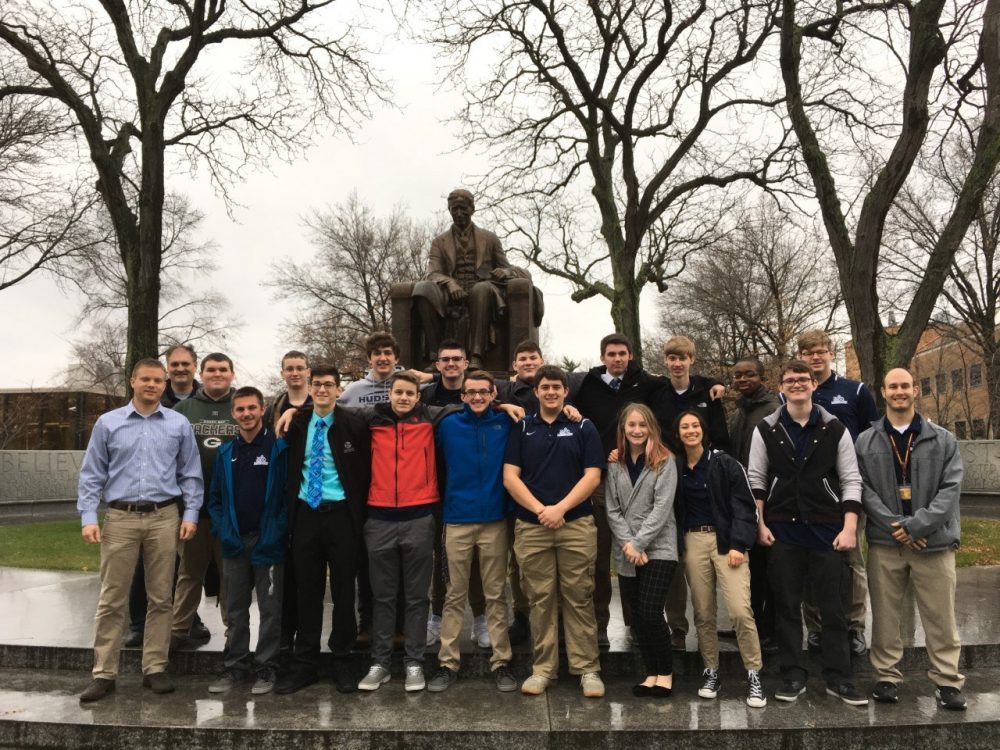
[759,634,779,655]
[123,629,143,648]
[697,668,721,699]
[826,682,869,706]
[848,630,867,656]
[188,619,211,644]
[427,666,457,692]
[935,686,967,711]
[775,680,807,702]
[872,681,898,704]
[493,664,518,693]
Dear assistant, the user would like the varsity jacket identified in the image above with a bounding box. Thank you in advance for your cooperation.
[856,417,962,551]
[673,450,758,555]
[284,404,371,534]
[747,405,863,524]
[207,434,289,565]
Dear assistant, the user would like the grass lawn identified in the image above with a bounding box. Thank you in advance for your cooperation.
[0,518,101,572]
[1,516,999,573]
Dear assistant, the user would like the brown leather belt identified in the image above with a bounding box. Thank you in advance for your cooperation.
[107,497,180,513]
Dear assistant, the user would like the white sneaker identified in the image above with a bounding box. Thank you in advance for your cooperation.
[426,614,442,647]
[580,672,605,698]
[357,664,391,691]
[404,663,426,692]
[471,614,491,649]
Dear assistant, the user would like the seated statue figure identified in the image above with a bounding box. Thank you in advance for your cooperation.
[412,189,535,368]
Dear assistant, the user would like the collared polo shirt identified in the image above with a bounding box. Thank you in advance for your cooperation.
[683,451,713,529]
[811,372,879,442]
[298,411,346,504]
[885,413,923,516]
[504,412,604,524]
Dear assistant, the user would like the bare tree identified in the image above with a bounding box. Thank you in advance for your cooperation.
[656,199,844,375]
[0,1,386,381]
[0,90,103,290]
[885,133,1000,433]
[779,0,1000,389]
[425,0,795,363]
[271,193,430,376]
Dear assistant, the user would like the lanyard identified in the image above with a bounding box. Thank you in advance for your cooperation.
[890,431,914,484]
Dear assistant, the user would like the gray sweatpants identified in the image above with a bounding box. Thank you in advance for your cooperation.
[222,533,284,675]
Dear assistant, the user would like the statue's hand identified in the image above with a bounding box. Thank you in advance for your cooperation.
[448,282,468,302]
[490,267,513,281]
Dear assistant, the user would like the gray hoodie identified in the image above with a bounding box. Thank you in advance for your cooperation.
[337,366,403,407]
[855,416,962,551]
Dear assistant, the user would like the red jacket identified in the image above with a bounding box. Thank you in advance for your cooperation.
[365,402,458,509]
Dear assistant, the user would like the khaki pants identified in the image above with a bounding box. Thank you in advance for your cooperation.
[684,531,762,671]
[93,506,179,678]
[506,515,529,616]
[804,520,867,633]
[868,544,964,688]
[172,514,227,640]
[515,516,600,678]
[438,520,513,671]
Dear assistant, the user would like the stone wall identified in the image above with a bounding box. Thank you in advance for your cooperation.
[959,441,1000,495]
[0,451,84,503]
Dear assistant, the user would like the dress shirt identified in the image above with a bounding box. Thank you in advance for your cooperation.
[77,401,203,526]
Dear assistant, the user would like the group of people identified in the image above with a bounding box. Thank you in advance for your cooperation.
[75,328,967,713]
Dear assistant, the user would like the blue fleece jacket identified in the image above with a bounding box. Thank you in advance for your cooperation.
[435,404,512,524]
[207,435,290,565]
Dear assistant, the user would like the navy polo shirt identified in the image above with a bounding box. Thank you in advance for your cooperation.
[811,372,879,442]
[232,428,276,534]
[885,413,922,516]
[504,413,604,524]
[683,452,713,529]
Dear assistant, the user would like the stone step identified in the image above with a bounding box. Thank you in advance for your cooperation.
[2,639,998,679]
[0,666,997,750]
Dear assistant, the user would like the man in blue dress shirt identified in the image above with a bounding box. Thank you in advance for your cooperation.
[77,358,202,703]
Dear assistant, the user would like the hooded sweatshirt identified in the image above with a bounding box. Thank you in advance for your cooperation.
[173,387,238,497]
[338,366,403,407]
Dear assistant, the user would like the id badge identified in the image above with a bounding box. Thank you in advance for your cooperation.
[898,484,912,502]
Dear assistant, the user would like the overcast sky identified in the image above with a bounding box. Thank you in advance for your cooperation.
[0,6,662,390]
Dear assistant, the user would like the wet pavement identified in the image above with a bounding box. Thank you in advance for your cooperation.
[0,667,997,749]
[2,565,999,654]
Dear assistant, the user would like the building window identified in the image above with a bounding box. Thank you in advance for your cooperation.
[970,364,983,387]
[972,419,987,439]
[920,377,931,395]
[936,373,947,394]
[951,369,965,391]
[954,421,967,439]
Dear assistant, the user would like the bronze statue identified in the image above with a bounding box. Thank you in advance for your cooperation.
[411,189,533,368]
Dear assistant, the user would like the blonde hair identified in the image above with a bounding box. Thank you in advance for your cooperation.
[615,403,672,472]
[663,335,696,358]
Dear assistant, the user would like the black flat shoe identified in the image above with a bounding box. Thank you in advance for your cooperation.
[632,683,653,697]
[650,685,672,698]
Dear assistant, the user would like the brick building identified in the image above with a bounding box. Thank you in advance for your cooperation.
[845,326,990,439]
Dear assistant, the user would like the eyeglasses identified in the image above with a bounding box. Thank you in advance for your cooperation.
[311,381,338,391]
[462,389,492,397]
[438,356,465,363]
[781,376,813,386]
[801,349,830,358]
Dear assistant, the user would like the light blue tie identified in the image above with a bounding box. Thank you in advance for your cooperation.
[307,417,327,508]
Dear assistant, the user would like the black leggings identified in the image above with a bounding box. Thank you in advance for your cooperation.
[618,559,677,676]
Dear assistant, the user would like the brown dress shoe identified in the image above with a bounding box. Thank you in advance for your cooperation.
[142,672,175,694]
[80,678,116,703]
[671,631,687,651]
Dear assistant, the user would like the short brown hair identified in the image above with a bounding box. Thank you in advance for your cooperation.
[281,350,309,367]
[365,331,400,358]
[780,359,815,381]
[201,352,234,372]
[663,335,696,358]
[132,358,166,377]
[233,386,265,406]
[310,363,341,385]
[600,333,632,356]
[389,371,421,390]
[464,370,495,389]
[513,340,542,358]
[534,364,568,388]
[797,330,832,354]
